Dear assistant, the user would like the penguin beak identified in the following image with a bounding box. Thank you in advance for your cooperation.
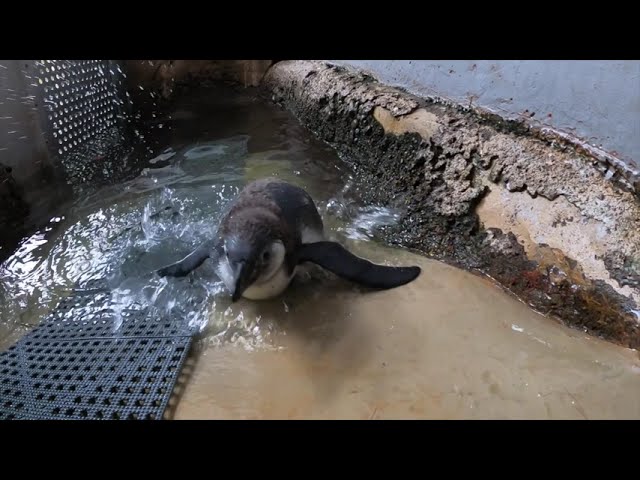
[231,260,251,302]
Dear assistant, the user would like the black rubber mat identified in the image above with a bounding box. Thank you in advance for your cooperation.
[0,280,197,420]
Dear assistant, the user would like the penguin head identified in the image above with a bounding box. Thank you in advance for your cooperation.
[221,208,287,301]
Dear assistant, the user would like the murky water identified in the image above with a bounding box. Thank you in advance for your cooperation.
[1,88,639,419]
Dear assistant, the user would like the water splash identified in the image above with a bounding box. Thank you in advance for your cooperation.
[340,206,401,241]
[0,88,351,351]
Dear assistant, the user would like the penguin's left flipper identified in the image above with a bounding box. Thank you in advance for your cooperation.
[157,239,223,278]
[296,241,421,289]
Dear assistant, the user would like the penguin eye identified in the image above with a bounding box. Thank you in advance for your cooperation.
[262,250,271,262]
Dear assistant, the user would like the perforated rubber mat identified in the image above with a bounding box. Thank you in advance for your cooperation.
[0,280,197,420]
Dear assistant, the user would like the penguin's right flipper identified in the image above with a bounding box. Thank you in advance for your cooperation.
[157,239,223,278]
[296,241,421,289]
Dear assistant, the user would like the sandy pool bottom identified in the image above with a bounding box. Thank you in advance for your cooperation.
[171,244,640,420]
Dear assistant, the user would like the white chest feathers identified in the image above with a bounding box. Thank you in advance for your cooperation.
[216,226,325,301]
[242,264,297,300]
[216,240,295,301]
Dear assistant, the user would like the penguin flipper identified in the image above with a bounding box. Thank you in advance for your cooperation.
[157,239,222,278]
[296,241,421,289]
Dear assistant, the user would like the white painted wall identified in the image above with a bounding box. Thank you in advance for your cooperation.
[331,60,640,174]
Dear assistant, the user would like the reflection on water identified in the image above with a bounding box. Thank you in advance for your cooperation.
[1,88,639,420]
[0,90,374,351]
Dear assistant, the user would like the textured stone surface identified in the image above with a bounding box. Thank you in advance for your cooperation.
[261,60,640,349]
[330,60,640,188]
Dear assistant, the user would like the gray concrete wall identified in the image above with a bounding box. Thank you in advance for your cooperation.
[330,60,640,174]
[0,60,53,184]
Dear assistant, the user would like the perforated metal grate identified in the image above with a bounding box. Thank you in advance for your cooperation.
[1,60,198,418]
[36,60,125,155]
[33,60,135,185]
[0,280,197,420]
[29,291,196,342]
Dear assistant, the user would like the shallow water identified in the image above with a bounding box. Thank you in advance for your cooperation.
[174,246,640,420]
[0,88,351,347]
[1,88,639,419]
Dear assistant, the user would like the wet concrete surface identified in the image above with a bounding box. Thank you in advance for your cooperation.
[174,244,640,420]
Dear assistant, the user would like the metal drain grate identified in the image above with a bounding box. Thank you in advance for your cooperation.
[32,59,136,186]
[30,293,196,342]
[36,60,126,157]
[0,280,197,420]
[0,337,191,420]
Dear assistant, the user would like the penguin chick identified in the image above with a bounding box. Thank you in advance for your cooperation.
[157,177,421,301]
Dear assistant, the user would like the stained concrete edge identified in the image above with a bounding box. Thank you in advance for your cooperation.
[328,60,640,188]
[260,60,640,349]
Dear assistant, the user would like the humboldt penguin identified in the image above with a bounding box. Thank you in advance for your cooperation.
[157,178,421,301]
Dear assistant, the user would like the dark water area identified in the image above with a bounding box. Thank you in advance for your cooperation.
[0,85,397,349]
